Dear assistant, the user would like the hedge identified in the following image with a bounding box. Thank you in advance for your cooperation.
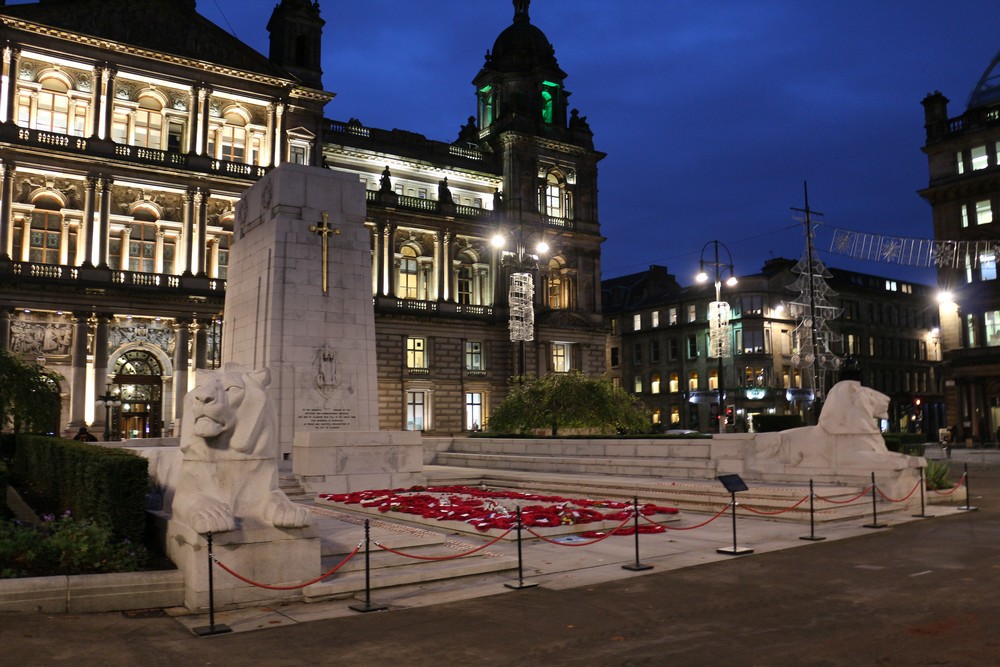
[12,435,148,544]
[753,414,805,433]
[883,432,928,457]
[0,460,8,518]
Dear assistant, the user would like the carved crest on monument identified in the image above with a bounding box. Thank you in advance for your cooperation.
[314,343,339,399]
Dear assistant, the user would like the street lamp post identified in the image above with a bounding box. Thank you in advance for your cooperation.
[697,240,737,434]
[492,228,549,381]
[95,384,121,441]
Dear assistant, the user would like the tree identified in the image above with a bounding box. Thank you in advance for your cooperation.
[0,349,62,435]
[488,371,649,436]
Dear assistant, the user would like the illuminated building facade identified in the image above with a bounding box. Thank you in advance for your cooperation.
[0,0,606,437]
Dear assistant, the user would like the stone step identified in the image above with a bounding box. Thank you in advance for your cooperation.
[446,439,712,460]
[279,473,314,502]
[434,451,714,478]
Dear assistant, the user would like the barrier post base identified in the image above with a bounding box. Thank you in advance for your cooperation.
[622,563,654,572]
[716,546,754,556]
[193,623,232,637]
[799,535,826,542]
[504,581,539,590]
[349,601,388,613]
[957,505,979,512]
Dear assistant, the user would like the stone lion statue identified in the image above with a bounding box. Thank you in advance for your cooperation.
[764,381,906,468]
[173,365,311,534]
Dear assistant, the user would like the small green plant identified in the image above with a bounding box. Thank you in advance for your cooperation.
[925,460,952,491]
[0,511,147,579]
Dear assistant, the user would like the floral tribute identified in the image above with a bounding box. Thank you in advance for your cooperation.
[317,485,678,532]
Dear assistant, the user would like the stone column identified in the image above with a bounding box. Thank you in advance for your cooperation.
[272,102,285,167]
[265,102,275,167]
[182,189,194,275]
[0,308,11,352]
[97,177,113,268]
[196,189,208,276]
[173,319,190,428]
[92,314,110,433]
[81,176,97,266]
[0,160,14,260]
[68,312,90,429]
[2,45,20,124]
[89,64,104,139]
[384,224,396,297]
[193,319,208,369]
[187,87,198,154]
[101,67,116,140]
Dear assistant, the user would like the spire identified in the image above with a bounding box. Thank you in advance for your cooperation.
[513,0,530,23]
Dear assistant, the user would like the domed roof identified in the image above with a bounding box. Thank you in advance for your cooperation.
[967,50,1000,109]
[485,0,564,76]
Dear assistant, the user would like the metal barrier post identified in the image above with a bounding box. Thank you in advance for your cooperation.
[622,496,653,571]
[958,463,979,511]
[912,467,929,518]
[350,520,387,612]
[193,532,231,636]
[505,506,538,590]
[800,479,825,541]
[863,472,887,529]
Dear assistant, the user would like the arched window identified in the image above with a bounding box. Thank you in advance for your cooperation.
[128,221,158,273]
[24,196,67,265]
[219,112,248,162]
[398,245,419,299]
[541,170,573,221]
[134,96,164,149]
[28,75,71,134]
[112,349,164,439]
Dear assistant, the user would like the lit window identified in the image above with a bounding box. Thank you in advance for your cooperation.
[957,151,965,175]
[465,341,484,371]
[465,392,483,430]
[651,311,660,327]
[406,337,426,370]
[985,310,1000,346]
[688,372,698,391]
[652,409,662,425]
[134,97,163,149]
[668,308,678,325]
[399,246,419,299]
[406,391,425,431]
[669,373,679,393]
[982,252,998,281]
[633,375,643,393]
[670,406,680,425]
[633,314,641,331]
[25,207,64,265]
[972,145,988,171]
[976,200,993,225]
[708,370,718,391]
[967,314,977,347]
[962,204,970,228]
[552,343,571,372]
[288,144,307,165]
[651,373,661,395]
[687,305,697,323]
[885,280,898,292]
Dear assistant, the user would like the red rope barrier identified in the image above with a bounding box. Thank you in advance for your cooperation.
[815,484,873,505]
[375,529,512,561]
[642,503,730,531]
[741,494,810,516]
[930,472,967,496]
[875,477,922,503]
[525,513,633,545]
[213,544,361,590]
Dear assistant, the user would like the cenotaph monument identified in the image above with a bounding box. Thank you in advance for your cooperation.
[222,163,423,493]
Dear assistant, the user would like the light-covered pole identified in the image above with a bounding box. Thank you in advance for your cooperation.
[492,230,549,381]
[697,240,737,434]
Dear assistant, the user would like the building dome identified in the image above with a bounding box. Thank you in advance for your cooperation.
[485,0,563,75]
[967,50,1000,109]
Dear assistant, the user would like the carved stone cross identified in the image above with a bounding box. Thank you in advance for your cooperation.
[308,211,340,295]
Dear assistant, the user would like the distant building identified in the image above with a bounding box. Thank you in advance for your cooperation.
[921,50,1000,444]
[604,260,942,436]
[0,0,605,438]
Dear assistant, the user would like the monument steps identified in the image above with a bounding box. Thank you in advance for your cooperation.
[278,473,313,502]
[423,467,909,524]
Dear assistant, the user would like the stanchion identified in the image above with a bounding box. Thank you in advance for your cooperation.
[912,467,929,518]
[193,532,232,636]
[622,496,653,571]
[505,506,538,590]
[800,479,825,541]
[863,472,887,529]
[350,520,387,612]
[958,463,979,511]
[716,475,753,555]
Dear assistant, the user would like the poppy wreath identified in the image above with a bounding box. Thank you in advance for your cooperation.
[318,485,678,532]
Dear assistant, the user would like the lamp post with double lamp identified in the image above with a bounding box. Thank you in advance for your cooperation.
[697,240,738,434]
[491,229,549,381]
[95,384,121,441]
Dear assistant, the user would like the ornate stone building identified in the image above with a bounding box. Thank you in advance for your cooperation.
[0,0,605,437]
[604,260,943,436]
[921,52,1000,444]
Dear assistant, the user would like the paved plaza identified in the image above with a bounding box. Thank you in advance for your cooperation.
[2,463,998,666]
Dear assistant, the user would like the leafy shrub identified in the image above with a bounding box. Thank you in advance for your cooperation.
[924,460,952,491]
[0,460,8,519]
[488,372,649,437]
[13,435,149,544]
[0,511,147,578]
[883,433,927,455]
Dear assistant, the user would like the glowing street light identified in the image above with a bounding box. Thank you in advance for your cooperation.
[95,384,121,441]
[492,229,550,379]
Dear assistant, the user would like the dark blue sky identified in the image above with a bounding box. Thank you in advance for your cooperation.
[124,2,1000,285]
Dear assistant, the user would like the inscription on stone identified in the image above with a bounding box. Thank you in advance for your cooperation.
[297,407,357,430]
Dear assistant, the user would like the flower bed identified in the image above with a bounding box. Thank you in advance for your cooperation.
[317,485,679,535]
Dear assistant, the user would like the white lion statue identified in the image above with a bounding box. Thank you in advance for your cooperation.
[765,381,909,468]
[173,365,311,534]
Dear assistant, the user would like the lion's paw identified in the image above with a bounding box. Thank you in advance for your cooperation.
[265,492,312,528]
[188,497,237,534]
